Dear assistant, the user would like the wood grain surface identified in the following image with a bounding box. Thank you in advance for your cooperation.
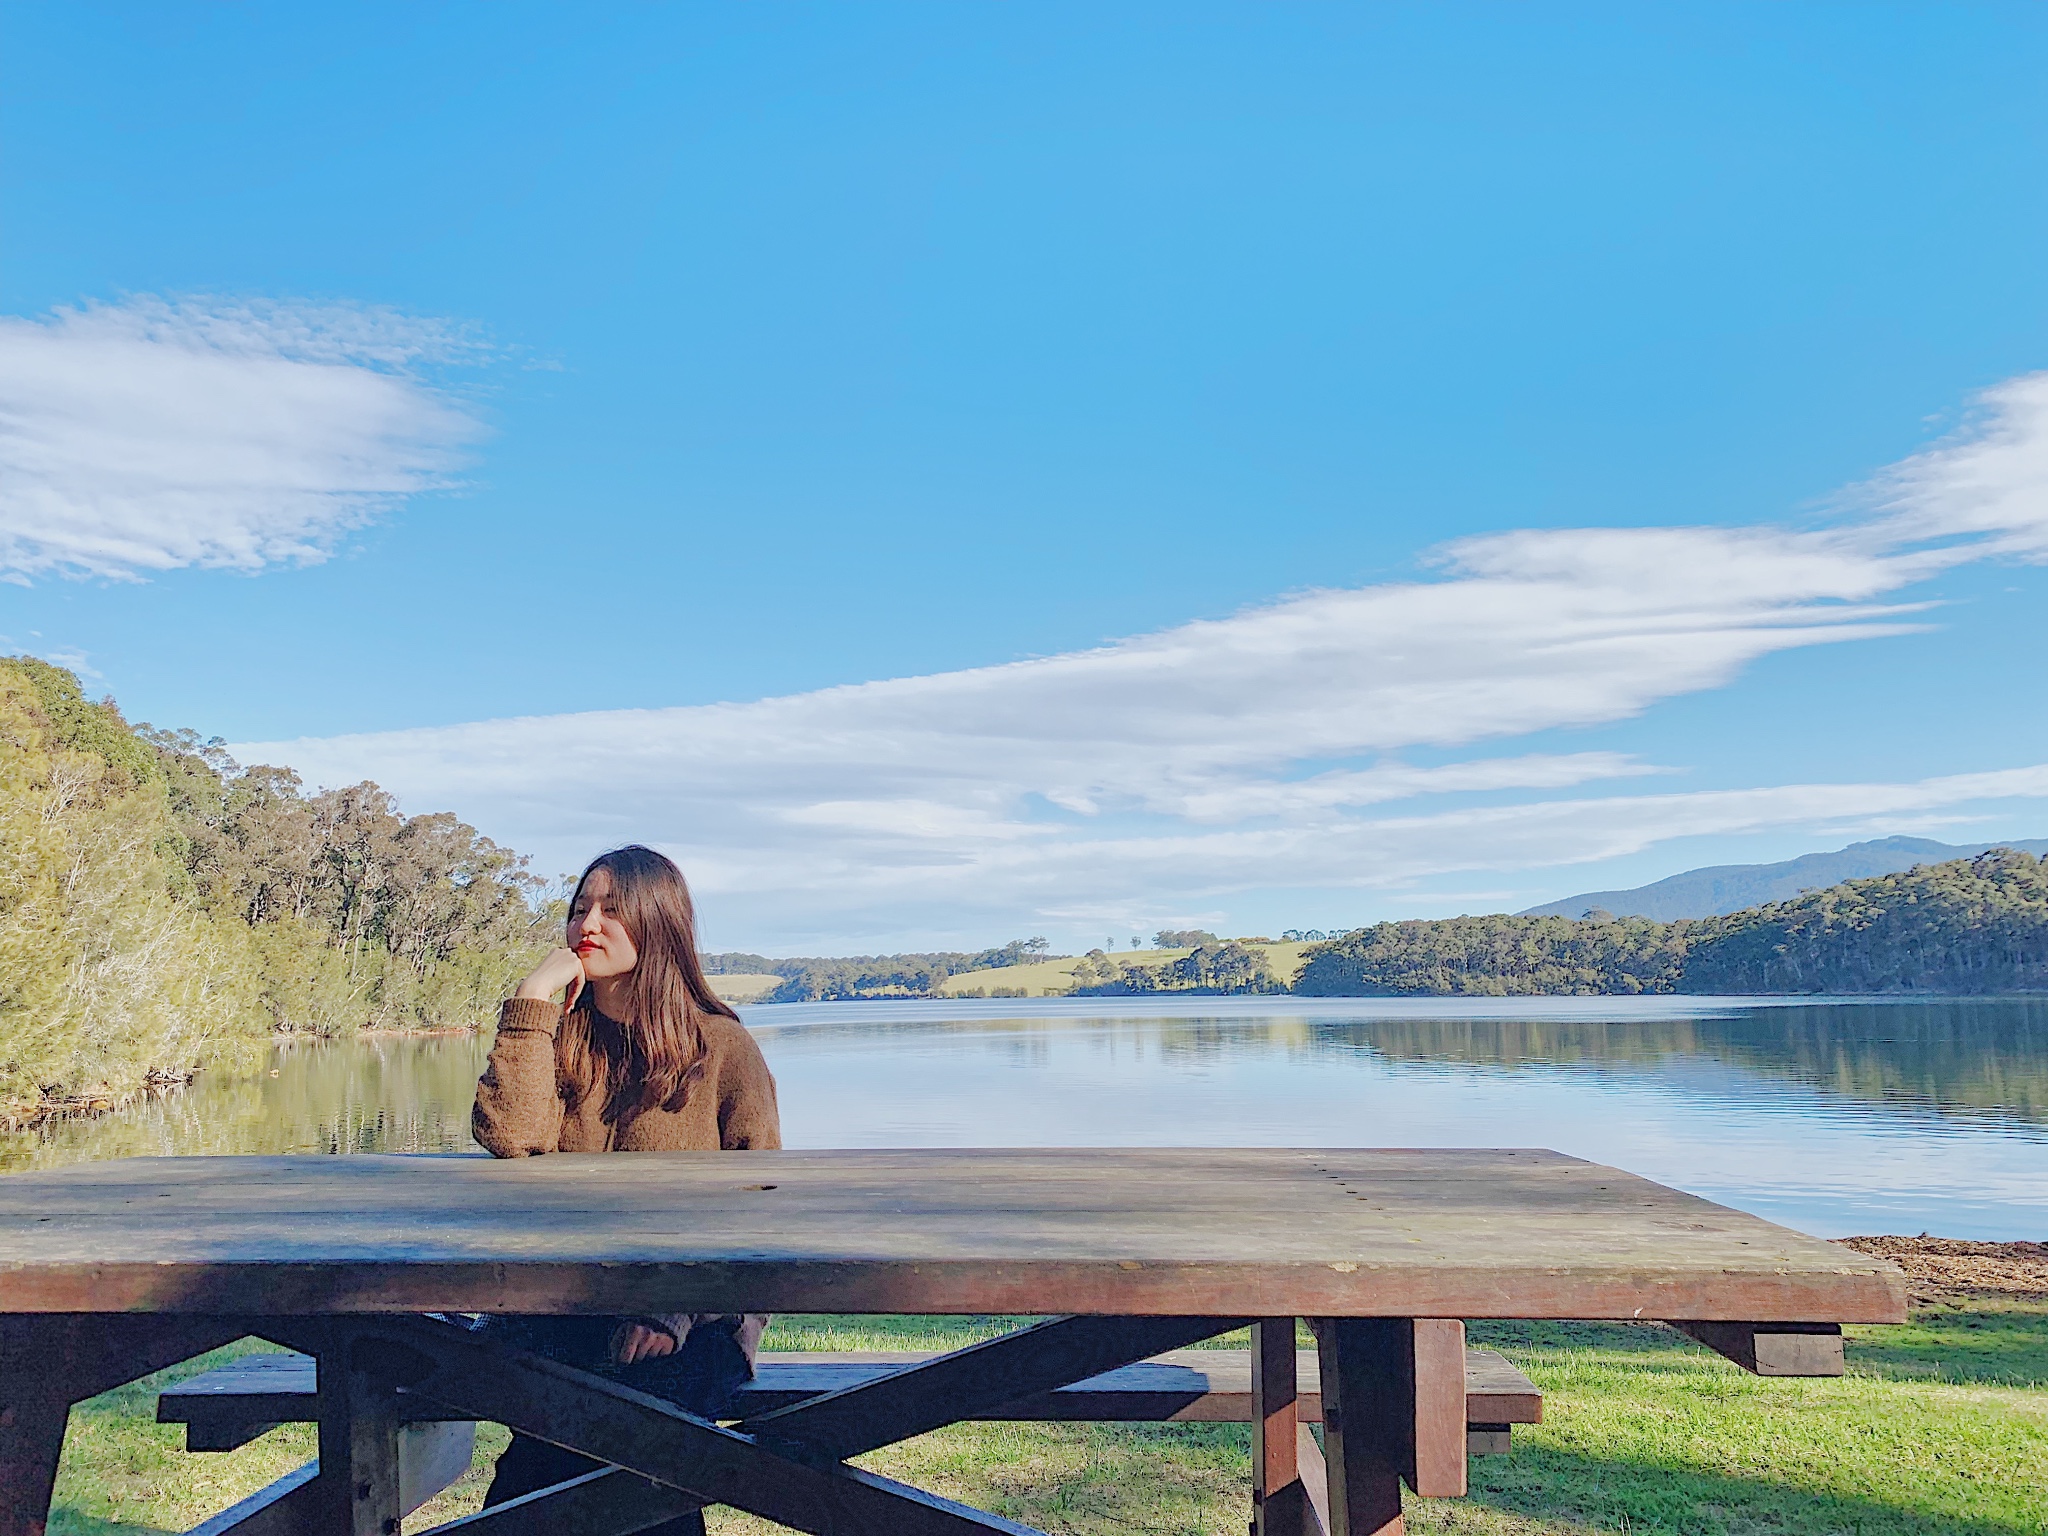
[0,1148,1904,1321]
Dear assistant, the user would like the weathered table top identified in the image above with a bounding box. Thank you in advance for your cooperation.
[0,1148,1904,1321]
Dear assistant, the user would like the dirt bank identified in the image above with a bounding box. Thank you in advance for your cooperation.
[1841,1234,2048,1303]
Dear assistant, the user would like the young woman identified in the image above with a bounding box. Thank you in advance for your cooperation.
[472,844,780,1524]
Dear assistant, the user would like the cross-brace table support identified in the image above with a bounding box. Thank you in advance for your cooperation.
[260,1313,1258,1536]
[0,1311,1491,1536]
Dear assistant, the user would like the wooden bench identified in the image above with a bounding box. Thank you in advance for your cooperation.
[160,1345,1541,1507]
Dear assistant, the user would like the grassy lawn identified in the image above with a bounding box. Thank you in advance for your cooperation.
[44,1297,2047,1536]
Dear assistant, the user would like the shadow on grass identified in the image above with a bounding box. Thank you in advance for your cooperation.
[1465,1442,2035,1536]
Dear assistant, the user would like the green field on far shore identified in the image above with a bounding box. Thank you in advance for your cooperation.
[707,972,784,1004]
[49,1297,2048,1536]
[704,941,1316,1004]
[940,941,1313,998]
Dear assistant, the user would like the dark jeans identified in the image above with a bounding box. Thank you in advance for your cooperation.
[481,1318,754,1536]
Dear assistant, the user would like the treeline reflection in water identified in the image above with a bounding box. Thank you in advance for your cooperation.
[752,997,2048,1131]
[0,1033,493,1170]
[4,998,2045,1236]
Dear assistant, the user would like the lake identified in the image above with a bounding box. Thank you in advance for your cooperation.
[6,995,2046,1240]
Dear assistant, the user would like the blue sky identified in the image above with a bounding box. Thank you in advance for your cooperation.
[5,3,2048,951]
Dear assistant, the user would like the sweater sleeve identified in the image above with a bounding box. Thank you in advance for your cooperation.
[472,997,567,1157]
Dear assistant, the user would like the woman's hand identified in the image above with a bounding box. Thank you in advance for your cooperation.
[611,1322,677,1365]
[516,947,587,1008]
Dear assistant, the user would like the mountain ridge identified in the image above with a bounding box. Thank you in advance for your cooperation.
[1521,835,2048,922]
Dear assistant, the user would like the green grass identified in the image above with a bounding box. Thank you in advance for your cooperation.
[1454,1318,2048,1536]
[46,1306,2048,1536]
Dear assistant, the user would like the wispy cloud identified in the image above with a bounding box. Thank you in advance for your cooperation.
[0,296,485,581]
[238,373,2048,946]
[1850,372,2048,561]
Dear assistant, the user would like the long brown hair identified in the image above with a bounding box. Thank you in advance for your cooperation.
[557,845,738,1120]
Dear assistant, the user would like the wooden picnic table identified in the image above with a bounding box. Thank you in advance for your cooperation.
[0,1147,1905,1536]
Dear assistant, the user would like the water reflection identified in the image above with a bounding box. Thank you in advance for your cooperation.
[5,997,2045,1240]
[0,1033,493,1167]
[752,997,2048,1132]
[749,997,2048,1238]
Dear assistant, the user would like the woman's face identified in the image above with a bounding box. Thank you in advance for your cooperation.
[569,868,640,980]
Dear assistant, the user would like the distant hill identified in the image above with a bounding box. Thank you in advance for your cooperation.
[1299,848,2048,996]
[1520,835,2048,921]
[1681,849,2048,994]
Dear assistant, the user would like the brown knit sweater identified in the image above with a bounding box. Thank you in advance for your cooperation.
[472,994,782,1359]
[474,996,782,1156]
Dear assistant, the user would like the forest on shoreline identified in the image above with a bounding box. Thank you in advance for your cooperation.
[1295,848,2048,997]
[0,658,554,1117]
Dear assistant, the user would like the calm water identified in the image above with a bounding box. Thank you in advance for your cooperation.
[6,996,2046,1240]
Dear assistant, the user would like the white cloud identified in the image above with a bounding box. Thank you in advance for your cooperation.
[238,371,2048,947]
[1851,372,2048,561]
[0,296,484,581]
[976,764,2048,904]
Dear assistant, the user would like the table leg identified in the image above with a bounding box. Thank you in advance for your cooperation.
[0,1386,69,1536]
[1251,1319,1316,1536]
[1310,1319,1467,1536]
[313,1329,403,1536]
[1311,1320,1403,1536]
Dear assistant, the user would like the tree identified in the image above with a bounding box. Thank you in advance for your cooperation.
[1287,853,2048,998]
[1071,941,1278,997]
[0,662,269,1106]
[1683,850,2048,994]
[1293,914,1688,996]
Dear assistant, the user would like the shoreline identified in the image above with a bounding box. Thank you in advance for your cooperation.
[1840,1235,2048,1302]
[1,1070,197,1134]
[3,1025,488,1133]
[350,1025,483,1039]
